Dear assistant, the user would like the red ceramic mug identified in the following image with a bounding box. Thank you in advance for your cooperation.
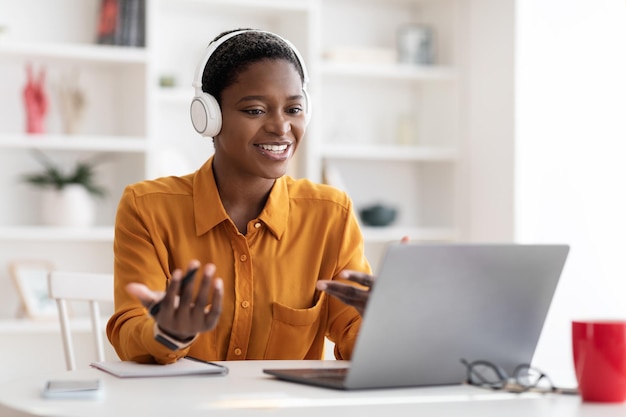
[572,320,626,402]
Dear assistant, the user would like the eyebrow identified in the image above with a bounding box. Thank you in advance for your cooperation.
[236,94,304,104]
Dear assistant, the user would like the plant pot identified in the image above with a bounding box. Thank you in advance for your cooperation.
[40,185,96,227]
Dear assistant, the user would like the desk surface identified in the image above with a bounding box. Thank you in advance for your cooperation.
[0,360,624,417]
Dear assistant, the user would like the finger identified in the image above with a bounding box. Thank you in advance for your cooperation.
[401,235,410,243]
[191,264,216,320]
[177,261,201,309]
[318,281,367,311]
[316,281,367,315]
[126,283,162,308]
[324,281,367,303]
[339,270,375,288]
[159,268,183,315]
[203,277,224,330]
[180,260,202,292]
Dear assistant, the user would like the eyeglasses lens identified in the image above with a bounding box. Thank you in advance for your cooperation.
[469,363,506,388]
[514,365,552,390]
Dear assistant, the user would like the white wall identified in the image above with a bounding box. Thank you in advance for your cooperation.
[516,0,626,382]
[463,0,516,242]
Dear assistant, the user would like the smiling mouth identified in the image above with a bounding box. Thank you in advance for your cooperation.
[256,143,290,154]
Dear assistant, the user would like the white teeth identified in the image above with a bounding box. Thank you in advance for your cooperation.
[258,144,288,152]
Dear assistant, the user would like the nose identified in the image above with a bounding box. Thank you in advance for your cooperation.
[264,111,291,136]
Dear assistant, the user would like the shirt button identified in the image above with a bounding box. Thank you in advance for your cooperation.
[234,348,242,356]
[240,254,247,262]
[254,222,261,229]
[241,300,250,308]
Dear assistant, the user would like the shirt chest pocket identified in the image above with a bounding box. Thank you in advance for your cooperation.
[264,293,326,360]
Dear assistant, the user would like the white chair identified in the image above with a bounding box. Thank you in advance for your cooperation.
[47,271,114,371]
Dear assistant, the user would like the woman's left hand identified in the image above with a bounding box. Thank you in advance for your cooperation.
[316,270,374,316]
[317,236,410,315]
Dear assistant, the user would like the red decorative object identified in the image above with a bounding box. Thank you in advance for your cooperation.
[97,0,119,45]
[23,64,49,134]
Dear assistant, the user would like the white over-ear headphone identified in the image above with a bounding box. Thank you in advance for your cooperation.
[190,29,311,138]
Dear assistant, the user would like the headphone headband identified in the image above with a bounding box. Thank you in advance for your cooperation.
[192,29,309,94]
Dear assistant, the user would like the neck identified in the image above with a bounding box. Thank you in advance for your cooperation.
[212,164,276,234]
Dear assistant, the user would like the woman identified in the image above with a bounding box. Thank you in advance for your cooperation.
[106,29,374,364]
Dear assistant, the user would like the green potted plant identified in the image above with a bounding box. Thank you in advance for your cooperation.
[22,150,107,227]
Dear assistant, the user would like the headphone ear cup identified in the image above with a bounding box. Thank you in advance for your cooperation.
[190,93,222,137]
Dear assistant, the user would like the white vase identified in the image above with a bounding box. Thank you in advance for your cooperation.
[40,185,96,227]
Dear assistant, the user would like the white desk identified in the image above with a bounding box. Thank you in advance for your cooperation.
[0,360,624,417]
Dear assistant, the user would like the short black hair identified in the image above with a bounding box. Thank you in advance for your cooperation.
[202,29,306,105]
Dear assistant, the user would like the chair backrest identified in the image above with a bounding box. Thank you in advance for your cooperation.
[47,271,114,371]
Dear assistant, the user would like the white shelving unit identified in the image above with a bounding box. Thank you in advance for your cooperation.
[0,0,149,336]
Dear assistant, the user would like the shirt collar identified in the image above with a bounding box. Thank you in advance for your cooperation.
[258,175,289,240]
[193,156,289,239]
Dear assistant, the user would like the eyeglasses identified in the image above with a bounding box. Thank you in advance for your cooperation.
[460,358,578,395]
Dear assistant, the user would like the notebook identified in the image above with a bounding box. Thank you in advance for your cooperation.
[91,357,228,378]
[263,243,569,390]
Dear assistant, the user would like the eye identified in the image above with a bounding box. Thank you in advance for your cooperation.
[287,106,303,115]
[243,108,264,115]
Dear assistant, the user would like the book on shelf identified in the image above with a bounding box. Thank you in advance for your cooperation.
[96,0,145,47]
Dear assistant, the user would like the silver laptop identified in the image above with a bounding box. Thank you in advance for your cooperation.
[263,243,569,390]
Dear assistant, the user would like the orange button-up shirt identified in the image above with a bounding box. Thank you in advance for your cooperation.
[106,157,370,364]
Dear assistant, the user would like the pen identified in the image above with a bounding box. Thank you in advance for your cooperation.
[149,267,199,316]
[185,356,229,375]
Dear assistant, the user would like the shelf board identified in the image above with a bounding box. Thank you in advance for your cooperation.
[162,0,314,12]
[335,0,431,6]
[322,144,459,161]
[0,42,147,65]
[0,134,148,152]
[0,317,106,334]
[0,226,114,242]
[362,226,458,243]
[320,61,457,81]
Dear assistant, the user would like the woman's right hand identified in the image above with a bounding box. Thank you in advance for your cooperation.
[126,260,224,341]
